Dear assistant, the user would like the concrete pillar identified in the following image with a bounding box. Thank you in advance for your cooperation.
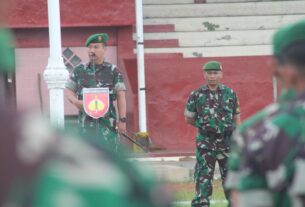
[44,0,69,129]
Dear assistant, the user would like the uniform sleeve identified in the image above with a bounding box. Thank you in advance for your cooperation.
[226,107,272,191]
[184,91,197,118]
[233,92,240,115]
[66,68,79,92]
[225,130,243,189]
[226,125,272,206]
[113,66,126,92]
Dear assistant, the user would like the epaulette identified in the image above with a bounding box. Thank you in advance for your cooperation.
[73,62,87,70]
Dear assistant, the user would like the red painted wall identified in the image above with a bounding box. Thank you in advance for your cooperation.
[13,27,118,48]
[124,56,274,150]
[8,0,135,28]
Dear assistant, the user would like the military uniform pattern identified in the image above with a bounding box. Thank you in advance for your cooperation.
[66,61,126,150]
[194,149,230,207]
[2,113,171,207]
[226,91,305,207]
[185,84,240,207]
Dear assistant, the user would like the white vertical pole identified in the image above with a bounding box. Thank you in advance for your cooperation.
[44,0,69,129]
[135,0,147,132]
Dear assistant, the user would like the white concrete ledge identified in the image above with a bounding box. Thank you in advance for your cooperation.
[135,30,275,47]
[129,156,195,162]
[144,0,194,5]
[144,1,305,18]
[144,15,305,32]
[151,165,192,182]
[137,45,272,57]
[206,0,276,3]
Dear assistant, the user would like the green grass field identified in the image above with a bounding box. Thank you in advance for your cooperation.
[166,179,227,207]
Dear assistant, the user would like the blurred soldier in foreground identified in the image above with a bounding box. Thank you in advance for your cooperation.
[226,19,305,207]
[0,113,172,207]
[0,24,15,107]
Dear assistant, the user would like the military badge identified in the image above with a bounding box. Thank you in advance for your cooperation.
[83,88,109,119]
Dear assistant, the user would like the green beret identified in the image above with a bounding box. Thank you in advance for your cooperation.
[203,61,222,71]
[85,33,109,47]
[273,19,305,56]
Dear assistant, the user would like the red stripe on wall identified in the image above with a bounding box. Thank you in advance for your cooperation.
[8,0,135,28]
[13,27,118,48]
[143,39,179,48]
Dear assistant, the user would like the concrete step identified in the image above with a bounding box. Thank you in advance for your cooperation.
[152,165,192,182]
[142,39,179,48]
[143,0,194,5]
[206,0,276,3]
[144,15,305,32]
[139,44,272,57]
[136,30,275,47]
[143,1,305,18]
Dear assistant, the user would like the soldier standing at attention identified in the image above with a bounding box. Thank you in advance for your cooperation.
[226,20,305,207]
[184,61,241,207]
[66,33,127,151]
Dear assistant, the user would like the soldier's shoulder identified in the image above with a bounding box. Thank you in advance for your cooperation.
[103,61,116,69]
[239,103,280,133]
[197,85,209,92]
[72,62,88,72]
[239,100,303,139]
[190,85,207,96]
[268,102,305,136]
[221,84,236,93]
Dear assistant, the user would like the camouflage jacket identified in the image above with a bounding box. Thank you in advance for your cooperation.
[66,61,126,128]
[226,90,305,207]
[184,84,240,151]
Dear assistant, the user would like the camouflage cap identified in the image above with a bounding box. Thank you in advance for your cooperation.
[273,19,305,56]
[85,33,109,47]
[203,61,222,71]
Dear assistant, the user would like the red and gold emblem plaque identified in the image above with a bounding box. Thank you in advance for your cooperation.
[83,88,109,119]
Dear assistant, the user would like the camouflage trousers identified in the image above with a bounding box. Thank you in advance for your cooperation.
[79,117,120,152]
[191,148,230,207]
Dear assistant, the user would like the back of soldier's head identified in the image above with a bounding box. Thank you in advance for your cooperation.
[273,19,305,70]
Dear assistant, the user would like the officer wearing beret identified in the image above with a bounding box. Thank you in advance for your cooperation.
[66,33,127,151]
[184,61,240,207]
[226,20,305,207]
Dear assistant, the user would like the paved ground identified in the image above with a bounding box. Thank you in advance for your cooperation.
[130,155,221,182]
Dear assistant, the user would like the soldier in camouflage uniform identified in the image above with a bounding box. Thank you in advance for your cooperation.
[184,61,241,207]
[226,20,305,207]
[66,33,127,151]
